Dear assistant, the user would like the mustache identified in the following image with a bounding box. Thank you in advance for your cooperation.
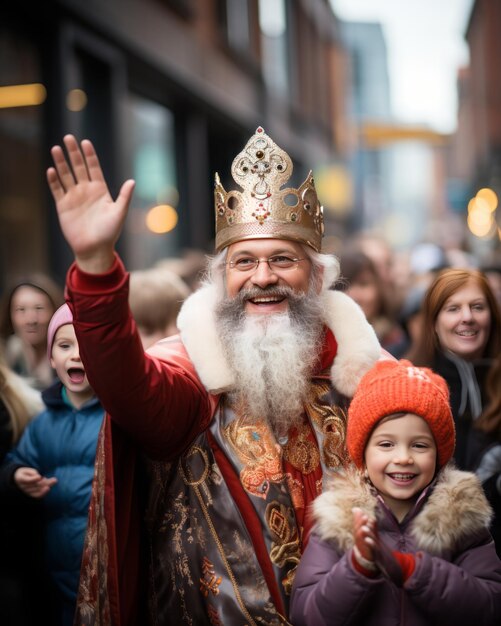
[216,285,309,325]
[236,285,298,303]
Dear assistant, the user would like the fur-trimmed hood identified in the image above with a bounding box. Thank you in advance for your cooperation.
[177,285,381,396]
[313,465,493,555]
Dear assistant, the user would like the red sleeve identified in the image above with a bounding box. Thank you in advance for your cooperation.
[65,254,213,460]
[351,550,378,578]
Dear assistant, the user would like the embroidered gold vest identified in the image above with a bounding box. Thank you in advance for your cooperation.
[142,375,349,625]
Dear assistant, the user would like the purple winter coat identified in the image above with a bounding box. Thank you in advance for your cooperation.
[291,465,501,625]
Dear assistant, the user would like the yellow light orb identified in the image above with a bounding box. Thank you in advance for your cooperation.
[476,187,498,212]
[467,211,493,238]
[145,204,178,234]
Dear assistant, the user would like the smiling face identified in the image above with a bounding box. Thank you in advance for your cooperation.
[364,413,437,521]
[435,280,491,361]
[10,286,54,350]
[50,324,94,408]
[225,239,313,314]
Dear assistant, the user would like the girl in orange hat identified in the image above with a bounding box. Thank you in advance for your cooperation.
[291,359,501,626]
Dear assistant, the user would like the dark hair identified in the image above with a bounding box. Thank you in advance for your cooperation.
[334,249,392,319]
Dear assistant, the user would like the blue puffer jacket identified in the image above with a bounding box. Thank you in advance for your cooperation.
[3,381,103,604]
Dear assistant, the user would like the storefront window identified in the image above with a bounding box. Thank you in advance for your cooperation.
[123,94,179,269]
[0,29,46,290]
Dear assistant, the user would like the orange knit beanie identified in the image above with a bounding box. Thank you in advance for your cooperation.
[347,359,455,469]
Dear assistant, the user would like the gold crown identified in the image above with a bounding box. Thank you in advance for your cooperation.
[214,127,324,252]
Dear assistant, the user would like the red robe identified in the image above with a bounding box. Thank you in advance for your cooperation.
[67,255,377,625]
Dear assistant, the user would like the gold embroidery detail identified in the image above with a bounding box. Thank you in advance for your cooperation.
[223,416,285,499]
[207,604,223,626]
[285,474,304,510]
[190,470,260,625]
[179,445,210,486]
[305,380,349,469]
[200,557,222,597]
[266,502,301,596]
[75,427,111,624]
[282,421,320,474]
[269,507,287,540]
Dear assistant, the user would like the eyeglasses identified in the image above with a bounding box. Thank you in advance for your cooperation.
[226,255,306,273]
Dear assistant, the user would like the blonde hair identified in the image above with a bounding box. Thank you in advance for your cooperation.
[0,345,43,444]
[129,268,191,336]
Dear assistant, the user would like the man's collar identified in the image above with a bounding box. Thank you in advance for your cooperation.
[177,286,381,398]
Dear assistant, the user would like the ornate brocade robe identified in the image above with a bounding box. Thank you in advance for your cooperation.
[72,278,381,626]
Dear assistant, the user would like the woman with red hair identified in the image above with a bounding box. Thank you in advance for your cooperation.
[407,268,501,555]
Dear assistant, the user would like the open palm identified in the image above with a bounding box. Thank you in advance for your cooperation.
[47,135,135,272]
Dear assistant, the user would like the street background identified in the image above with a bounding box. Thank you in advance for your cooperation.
[1,0,500,291]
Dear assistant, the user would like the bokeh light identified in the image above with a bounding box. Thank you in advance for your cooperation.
[0,83,46,108]
[476,187,498,212]
[145,204,178,234]
[467,209,494,237]
[66,89,88,112]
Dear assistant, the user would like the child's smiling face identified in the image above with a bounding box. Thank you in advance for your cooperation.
[50,324,94,408]
[364,413,437,521]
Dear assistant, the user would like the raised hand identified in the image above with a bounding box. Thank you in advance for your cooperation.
[47,135,135,273]
[14,467,58,499]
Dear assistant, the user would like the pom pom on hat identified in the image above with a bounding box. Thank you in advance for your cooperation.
[347,359,455,469]
[47,303,73,359]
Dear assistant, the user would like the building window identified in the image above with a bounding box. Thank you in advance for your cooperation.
[258,0,289,96]
[218,0,252,54]
[0,28,46,288]
[123,94,179,269]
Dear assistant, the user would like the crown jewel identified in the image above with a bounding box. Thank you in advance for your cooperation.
[214,127,324,252]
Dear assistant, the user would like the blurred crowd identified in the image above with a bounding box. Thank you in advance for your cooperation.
[1,235,501,625]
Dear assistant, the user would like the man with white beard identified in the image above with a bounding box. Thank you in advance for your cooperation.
[47,127,382,625]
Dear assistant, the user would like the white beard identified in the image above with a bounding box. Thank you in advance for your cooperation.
[216,287,324,440]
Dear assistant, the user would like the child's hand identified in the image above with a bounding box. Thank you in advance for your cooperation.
[14,467,58,498]
[352,507,378,571]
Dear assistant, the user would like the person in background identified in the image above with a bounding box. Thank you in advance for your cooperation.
[129,266,191,349]
[407,268,501,471]
[351,232,395,294]
[0,344,45,626]
[0,274,64,390]
[406,268,501,556]
[154,248,208,291]
[390,284,428,359]
[335,249,405,354]
[45,128,382,625]
[290,359,501,626]
[0,304,104,626]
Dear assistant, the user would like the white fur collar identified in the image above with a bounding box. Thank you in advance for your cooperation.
[177,285,381,397]
[313,465,493,555]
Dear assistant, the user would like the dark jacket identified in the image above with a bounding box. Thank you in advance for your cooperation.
[291,465,501,626]
[433,350,492,470]
[0,372,47,626]
[0,381,103,610]
[476,442,501,558]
